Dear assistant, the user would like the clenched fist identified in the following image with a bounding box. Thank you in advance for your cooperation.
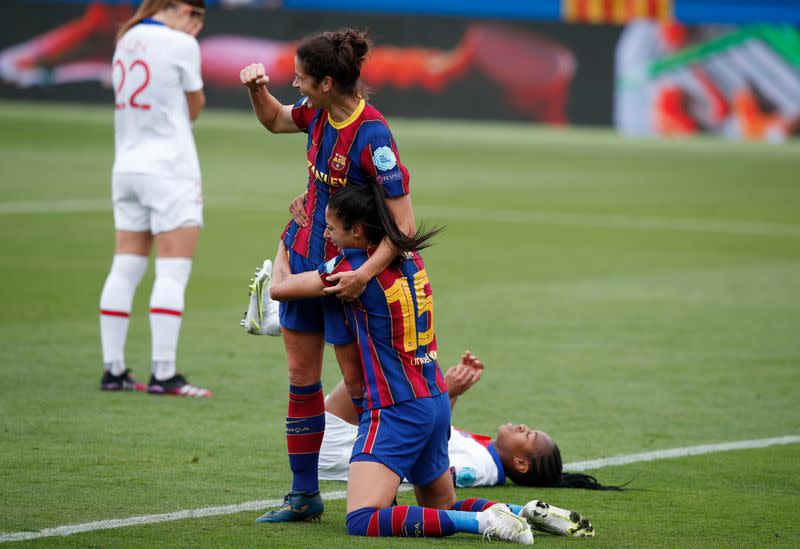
[240,63,270,91]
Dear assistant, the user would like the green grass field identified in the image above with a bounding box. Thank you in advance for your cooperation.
[1,100,799,547]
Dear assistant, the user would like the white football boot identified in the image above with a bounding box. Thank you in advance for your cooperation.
[483,503,534,545]
[519,500,594,537]
[241,259,281,336]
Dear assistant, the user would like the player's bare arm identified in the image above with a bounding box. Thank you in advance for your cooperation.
[269,241,325,300]
[240,63,297,133]
[185,89,205,121]
[323,194,415,300]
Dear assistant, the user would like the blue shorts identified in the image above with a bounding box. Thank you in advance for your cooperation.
[351,392,451,486]
[279,248,355,345]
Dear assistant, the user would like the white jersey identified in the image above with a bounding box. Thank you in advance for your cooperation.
[112,21,202,179]
[319,411,505,487]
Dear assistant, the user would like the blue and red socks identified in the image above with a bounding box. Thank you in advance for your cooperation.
[452,497,496,512]
[286,382,325,493]
[345,499,530,538]
[453,497,524,515]
[347,505,468,537]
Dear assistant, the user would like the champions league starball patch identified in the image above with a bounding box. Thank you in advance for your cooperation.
[372,146,397,171]
[456,467,478,486]
[324,257,337,273]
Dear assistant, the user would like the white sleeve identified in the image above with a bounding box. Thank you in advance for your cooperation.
[177,35,203,92]
[448,427,501,487]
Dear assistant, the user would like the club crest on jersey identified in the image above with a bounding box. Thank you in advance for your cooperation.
[372,146,397,171]
[331,152,348,172]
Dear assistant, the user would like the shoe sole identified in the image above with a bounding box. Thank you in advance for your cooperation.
[100,382,147,392]
[148,386,211,397]
[242,261,281,336]
[252,266,281,336]
[255,512,323,523]
[523,501,595,538]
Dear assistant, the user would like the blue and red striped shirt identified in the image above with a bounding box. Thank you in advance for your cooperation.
[282,98,410,265]
[318,248,447,410]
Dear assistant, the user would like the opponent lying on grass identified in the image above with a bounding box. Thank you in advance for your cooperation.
[321,350,617,536]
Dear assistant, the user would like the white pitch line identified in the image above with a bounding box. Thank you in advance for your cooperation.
[564,435,800,471]
[0,199,111,215]
[1,435,798,543]
[2,199,799,238]
[417,206,800,238]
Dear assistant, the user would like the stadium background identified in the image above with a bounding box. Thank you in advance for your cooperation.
[2,0,799,138]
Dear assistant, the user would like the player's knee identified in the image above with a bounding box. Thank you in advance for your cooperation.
[345,506,377,536]
[287,369,320,387]
[441,493,457,510]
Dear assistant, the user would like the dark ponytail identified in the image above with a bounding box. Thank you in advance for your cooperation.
[328,184,443,253]
[507,445,623,491]
[296,28,372,98]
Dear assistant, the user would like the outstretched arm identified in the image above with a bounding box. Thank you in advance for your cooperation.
[270,241,326,301]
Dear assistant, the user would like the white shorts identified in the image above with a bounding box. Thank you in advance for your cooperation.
[112,173,203,234]
[318,410,357,481]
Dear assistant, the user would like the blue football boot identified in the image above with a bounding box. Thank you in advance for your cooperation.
[255,490,324,523]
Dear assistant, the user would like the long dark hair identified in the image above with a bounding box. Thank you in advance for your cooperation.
[328,184,442,253]
[507,444,623,491]
[296,28,371,99]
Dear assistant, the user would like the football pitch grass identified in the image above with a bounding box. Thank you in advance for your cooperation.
[0,100,798,547]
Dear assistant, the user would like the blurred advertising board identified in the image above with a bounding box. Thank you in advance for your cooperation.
[2,1,798,141]
[615,21,800,143]
[0,1,618,125]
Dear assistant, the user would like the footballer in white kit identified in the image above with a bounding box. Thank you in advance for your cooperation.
[112,18,203,234]
[99,1,210,398]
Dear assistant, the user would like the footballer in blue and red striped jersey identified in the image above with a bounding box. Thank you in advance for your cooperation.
[318,248,447,411]
[320,414,507,488]
[283,97,410,266]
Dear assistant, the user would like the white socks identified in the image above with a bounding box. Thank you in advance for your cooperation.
[149,257,192,381]
[99,255,193,380]
[99,254,149,374]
